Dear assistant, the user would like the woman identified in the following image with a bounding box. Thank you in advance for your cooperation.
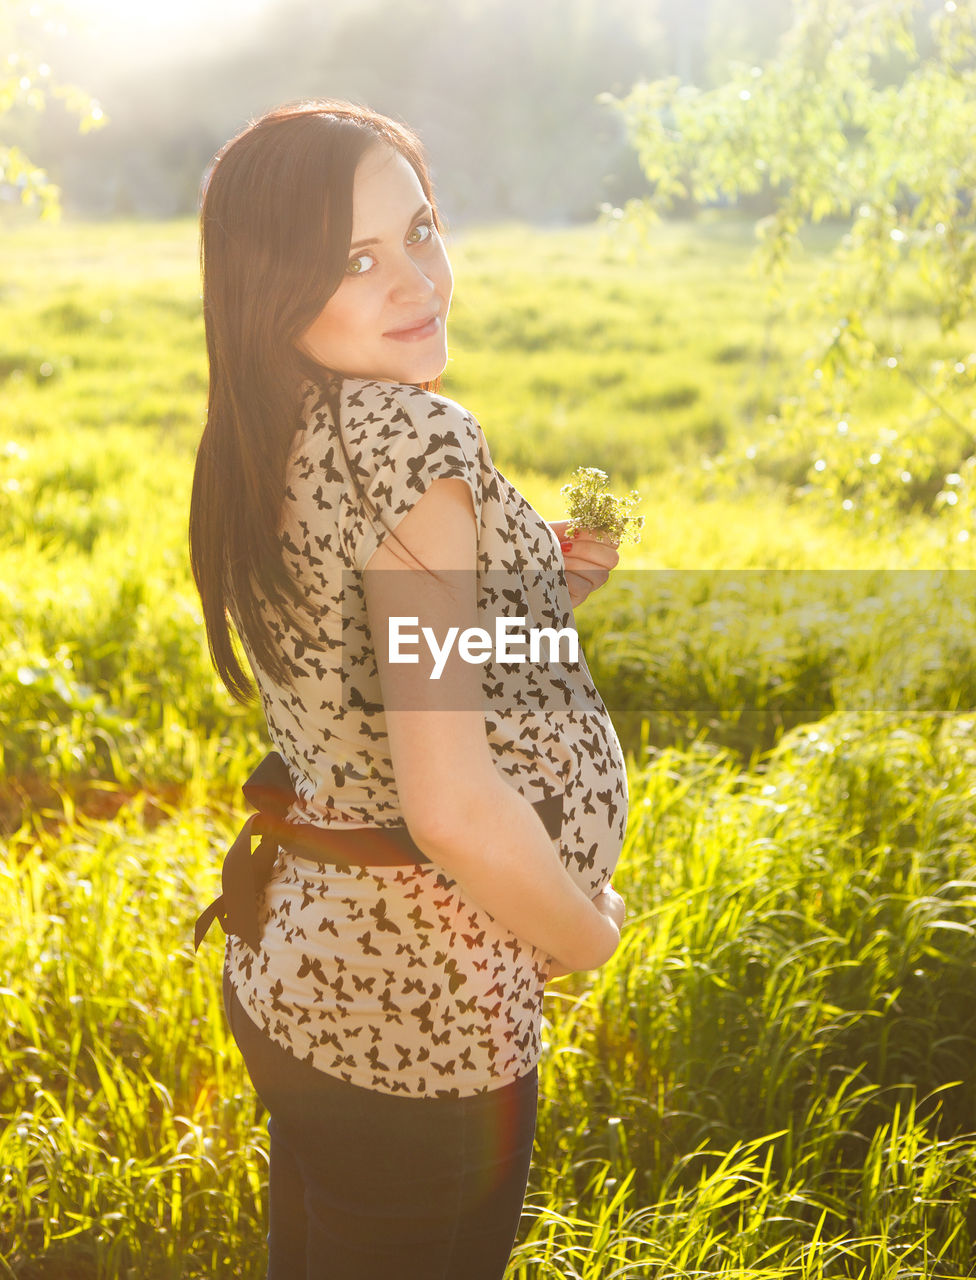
[190,99,629,1280]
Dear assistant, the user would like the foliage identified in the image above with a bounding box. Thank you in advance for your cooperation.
[608,0,976,539]
[0,0,105,218]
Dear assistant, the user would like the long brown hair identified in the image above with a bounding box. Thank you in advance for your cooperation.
[189,100,444,702]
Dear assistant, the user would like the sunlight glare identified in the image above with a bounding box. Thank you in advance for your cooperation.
[62,0,272,53]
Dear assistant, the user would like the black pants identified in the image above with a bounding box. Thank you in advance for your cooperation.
[223,968,539,1279]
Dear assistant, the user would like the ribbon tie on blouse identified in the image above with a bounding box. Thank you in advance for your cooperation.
[193,751,301,954]
[194,751,564,956]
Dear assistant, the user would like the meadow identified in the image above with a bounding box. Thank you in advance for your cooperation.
[2,215,976,1277]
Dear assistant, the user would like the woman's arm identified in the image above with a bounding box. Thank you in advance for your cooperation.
[362,478,621,973]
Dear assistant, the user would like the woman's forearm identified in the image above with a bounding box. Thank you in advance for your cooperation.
[408,778,620,972]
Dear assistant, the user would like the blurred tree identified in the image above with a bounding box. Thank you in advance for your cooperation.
[311,0,667,221]
[0,0,105,217]
[656,0,712,85]
[8,0,850,223]
[607,0,976,539]
[703,0,794,81]
[8,0,666,221]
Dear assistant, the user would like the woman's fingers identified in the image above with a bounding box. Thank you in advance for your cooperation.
[563,534,620,572]
[551,522,620,607]
[565,571,608,607]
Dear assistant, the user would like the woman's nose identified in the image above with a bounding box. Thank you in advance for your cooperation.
[390,254,436,303]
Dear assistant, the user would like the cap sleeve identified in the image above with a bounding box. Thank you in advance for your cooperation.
[337,380,489,574]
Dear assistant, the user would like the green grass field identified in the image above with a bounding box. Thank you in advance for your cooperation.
[2,216,975,1277]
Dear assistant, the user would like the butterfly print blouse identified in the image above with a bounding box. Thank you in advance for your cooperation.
[226,375,629,1097]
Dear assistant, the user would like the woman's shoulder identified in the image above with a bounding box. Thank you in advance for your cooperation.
[299,374,481,437]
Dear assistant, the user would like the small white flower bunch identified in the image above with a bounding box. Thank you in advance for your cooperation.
[560,467,644,545]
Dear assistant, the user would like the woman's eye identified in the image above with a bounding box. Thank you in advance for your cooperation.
[407,221,433,246]
[346,252,376,276]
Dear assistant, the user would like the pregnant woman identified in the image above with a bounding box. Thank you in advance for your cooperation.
[190,100,629,1280]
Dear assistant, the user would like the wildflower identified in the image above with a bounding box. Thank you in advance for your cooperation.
[560,467,644,545]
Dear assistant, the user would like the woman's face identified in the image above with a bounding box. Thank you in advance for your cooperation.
[298,144,453,385]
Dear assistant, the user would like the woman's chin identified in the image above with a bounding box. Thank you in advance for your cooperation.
[374,352,449,387]
[314,343,449,386]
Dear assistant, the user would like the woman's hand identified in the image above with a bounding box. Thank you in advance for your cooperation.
[592,882,627,931]
[545,883,626,981]
[548,519,620,609]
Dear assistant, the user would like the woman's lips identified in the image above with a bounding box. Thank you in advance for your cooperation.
[385,314,441,342]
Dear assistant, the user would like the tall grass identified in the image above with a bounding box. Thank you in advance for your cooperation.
[2,221,971,792]
[2,715,975,1275]
[576,569,976,757]
[2,218,975,1277]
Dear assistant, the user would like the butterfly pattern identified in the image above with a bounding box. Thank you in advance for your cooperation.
[227,376,628,1098]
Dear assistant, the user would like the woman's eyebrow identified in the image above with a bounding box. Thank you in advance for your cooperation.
[349,203,432,252]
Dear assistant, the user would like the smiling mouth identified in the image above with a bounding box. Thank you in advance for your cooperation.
[385,314,441,341]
